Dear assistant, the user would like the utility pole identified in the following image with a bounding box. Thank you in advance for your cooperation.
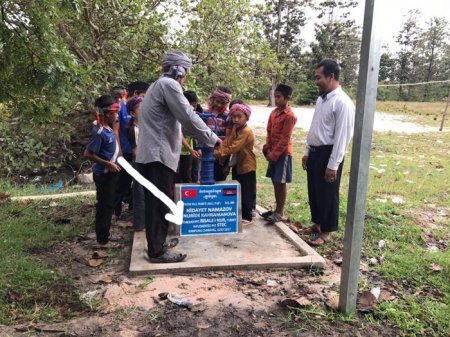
[439,90,450,131]
[339,0,381,314]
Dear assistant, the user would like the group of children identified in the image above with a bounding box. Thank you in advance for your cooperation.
[85,82,297,248]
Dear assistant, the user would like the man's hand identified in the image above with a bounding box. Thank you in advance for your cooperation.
[324,168,337,183]
[214,138,222,149]
[264,150,271,161]
[108,162,121,173]
[302,156,308,170]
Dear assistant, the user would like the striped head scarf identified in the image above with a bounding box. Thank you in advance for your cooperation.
[207,89,232,113]
[230,103,251,119]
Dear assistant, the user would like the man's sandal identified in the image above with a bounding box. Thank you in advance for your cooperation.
[266,212,287,223]
[163,238,179,249]
[301,225,320,235]
[260,210,273,219]
[148,251,187,263]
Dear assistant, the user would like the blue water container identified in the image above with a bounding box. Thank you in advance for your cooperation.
[198,112,218,185]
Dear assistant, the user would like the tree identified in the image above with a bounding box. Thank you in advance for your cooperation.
[176,0,279,100]
[379,51,396,82]
[0,0,170,175]
[394,9,422,100]
[308,0,361,89]
[258,0,311,106]
[416,17,449,101]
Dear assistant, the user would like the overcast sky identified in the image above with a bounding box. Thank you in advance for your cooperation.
[301,0,450,52]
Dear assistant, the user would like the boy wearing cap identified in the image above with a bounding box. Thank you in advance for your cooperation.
[84,95,121,248]
[214,103,256,225]
[262,84,297,223]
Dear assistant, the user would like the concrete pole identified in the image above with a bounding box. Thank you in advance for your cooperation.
[339,0,381,314]
[439,90,450,131]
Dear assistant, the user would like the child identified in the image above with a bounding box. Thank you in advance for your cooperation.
[112,85,133,217]
[214,103,256,225]
[205,86,232,181]
[177,91,203,183]
[84,95,121,248]
[262,84,297,223]
[127,97,145,231]
[127,81,150,102]
[183,91,203,183]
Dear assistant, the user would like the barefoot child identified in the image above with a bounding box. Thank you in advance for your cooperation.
[214,103,256,225]
[262,84,297,223]
[84,95,121,248]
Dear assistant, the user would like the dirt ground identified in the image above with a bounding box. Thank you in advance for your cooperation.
[0,204,403,337]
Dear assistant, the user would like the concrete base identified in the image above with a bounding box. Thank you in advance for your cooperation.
[129,205,325,275]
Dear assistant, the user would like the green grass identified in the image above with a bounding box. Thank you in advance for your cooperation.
[0,179,94,197]
[0,197,94,324]
[256,128,450,336]
[0,109,448,334]
[376,101,448,127]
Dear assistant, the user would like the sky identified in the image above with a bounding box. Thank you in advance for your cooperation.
[267,0,450,52]
[350,0,450,51]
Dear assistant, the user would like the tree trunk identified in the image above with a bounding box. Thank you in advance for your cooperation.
[268,0,283,107]
[268,74,278,107]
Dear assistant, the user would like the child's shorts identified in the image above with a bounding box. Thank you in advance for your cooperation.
[266,155,292,183]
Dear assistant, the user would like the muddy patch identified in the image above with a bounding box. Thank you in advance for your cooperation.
[408,207,449,251]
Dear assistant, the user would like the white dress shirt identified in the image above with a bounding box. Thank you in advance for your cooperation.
[304,86,355,170]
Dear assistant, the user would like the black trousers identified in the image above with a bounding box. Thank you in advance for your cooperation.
[94,172,119,244]
[140,162,174,258]
[214,159,229,182]
[306,146,344,233]
[178,155,193,183]
[236,171,256,221]
[115,152,133,208]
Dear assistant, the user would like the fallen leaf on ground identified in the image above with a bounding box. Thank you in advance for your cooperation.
[430,263,442,272]
[92,251,111,259]
[0,192,10,204]
[357,291,377,312]
[378,290,396,302]
[360,263,369,272]
[280,297,312,308]
[325,293,340,310]
[87,258,104,267]
[92,274,113,284]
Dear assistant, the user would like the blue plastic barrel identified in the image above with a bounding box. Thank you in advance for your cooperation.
[198,112,218,185]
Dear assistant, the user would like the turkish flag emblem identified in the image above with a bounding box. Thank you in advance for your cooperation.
[182,189,198,198]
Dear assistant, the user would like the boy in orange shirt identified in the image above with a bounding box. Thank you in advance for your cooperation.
[262,84,297,223]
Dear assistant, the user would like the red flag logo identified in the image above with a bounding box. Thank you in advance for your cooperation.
[222,188,237,196]
[182,189,197,198]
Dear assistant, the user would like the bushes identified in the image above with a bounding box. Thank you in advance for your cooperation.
[0,103,74,177]
[294,81,318,105]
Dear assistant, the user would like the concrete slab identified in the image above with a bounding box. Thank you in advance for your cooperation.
[129,205,325,275]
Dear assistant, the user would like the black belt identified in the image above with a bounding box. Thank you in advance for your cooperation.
[309,145,333,152]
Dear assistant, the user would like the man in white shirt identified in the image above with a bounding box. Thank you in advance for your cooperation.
[301,59,355,246]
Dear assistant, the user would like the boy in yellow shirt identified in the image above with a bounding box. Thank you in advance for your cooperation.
[214,104,256,225]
